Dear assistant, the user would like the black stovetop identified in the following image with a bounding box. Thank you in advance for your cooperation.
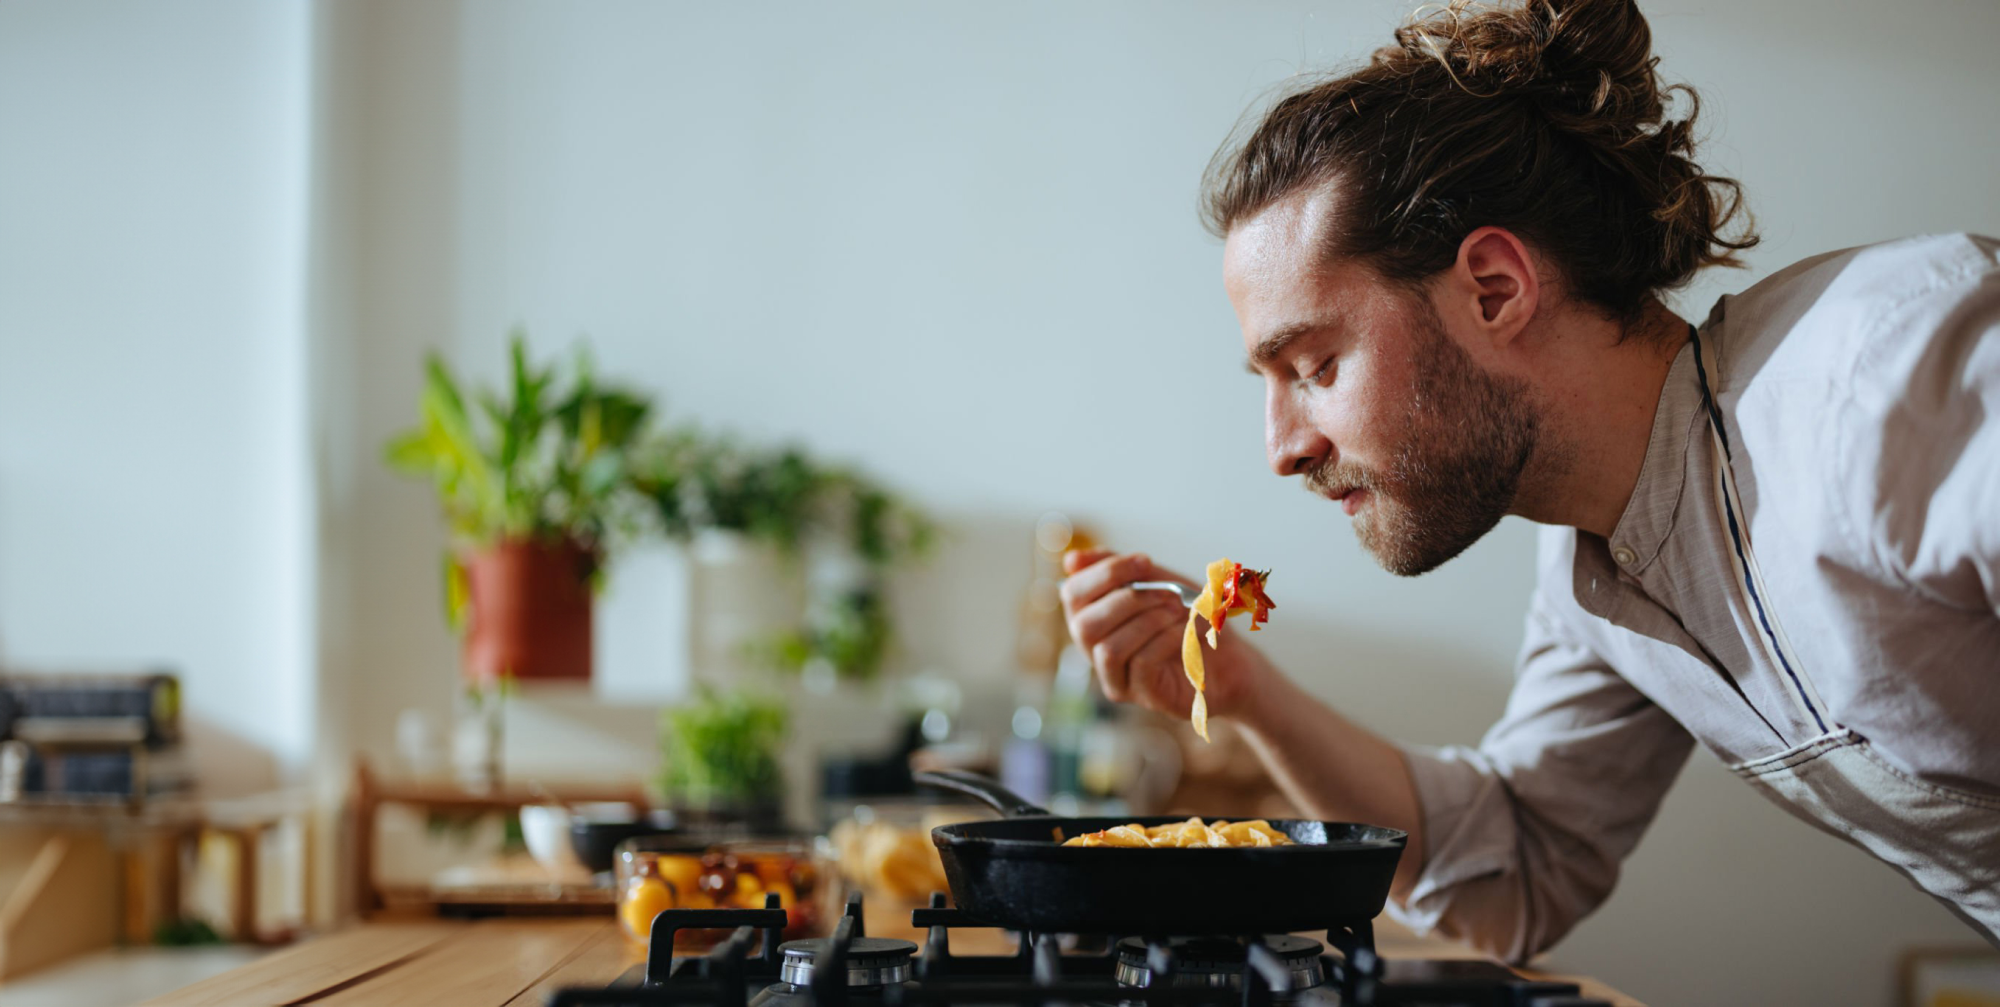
[547,893,1608,1007]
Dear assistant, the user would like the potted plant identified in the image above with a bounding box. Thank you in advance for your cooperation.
[658,687,789,831]
[384,333,654,686]
[630,438,935,683]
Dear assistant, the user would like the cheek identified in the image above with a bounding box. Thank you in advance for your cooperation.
[1268,381,1341,434]
[1302,394,1346,445]
[1327,360,1409,461]
[1304,379,1376,462]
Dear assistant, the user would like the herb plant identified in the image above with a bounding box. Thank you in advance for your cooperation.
[658,687,789,805]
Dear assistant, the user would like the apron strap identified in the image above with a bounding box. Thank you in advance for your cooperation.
[1689,325,1830,734]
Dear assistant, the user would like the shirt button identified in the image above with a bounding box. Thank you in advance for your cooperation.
[1612,545,1638,566]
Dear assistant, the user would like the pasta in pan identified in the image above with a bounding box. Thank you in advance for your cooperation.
[1061,817,1294,848]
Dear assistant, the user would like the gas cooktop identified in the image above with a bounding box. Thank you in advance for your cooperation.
[547,893,1610,1007]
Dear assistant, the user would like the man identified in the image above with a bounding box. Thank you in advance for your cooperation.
[1061,0,1998,962]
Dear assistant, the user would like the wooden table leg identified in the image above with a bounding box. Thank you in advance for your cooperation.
[161,828,193,928]
[231,824,264,943]
[352,760,380,917]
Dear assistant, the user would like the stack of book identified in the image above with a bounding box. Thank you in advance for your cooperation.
[0,672,191,804]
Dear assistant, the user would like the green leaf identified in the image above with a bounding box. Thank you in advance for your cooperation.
[592,392,651,450]
[578,397,603,458]
[419,355,501,523]
[383,431,437,473]
[442,553,470,632]
[479,392,517,472]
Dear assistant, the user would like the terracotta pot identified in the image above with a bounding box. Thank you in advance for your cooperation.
[460,538,596,683]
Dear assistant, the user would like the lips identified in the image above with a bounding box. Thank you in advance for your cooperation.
[1315,484,1368,516]
[1303,463,1371,516]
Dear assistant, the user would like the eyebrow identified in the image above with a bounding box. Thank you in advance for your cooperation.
[1243,321,1328,375]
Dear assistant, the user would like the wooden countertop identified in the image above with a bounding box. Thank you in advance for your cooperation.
[141,910,1643,1007]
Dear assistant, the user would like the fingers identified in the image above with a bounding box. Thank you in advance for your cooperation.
[1124,622,1191,709]
[1059,552,1157,615]
[1060,549,1211,712]
[1067,581,1182,656]
[1089,605,1187,703]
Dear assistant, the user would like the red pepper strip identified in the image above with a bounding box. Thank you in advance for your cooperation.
[1210,563,1276,642]
[1217,562,1246,616]
[1229,568,1275,630]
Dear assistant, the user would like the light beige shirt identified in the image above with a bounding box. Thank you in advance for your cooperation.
[1394,234,2000,961]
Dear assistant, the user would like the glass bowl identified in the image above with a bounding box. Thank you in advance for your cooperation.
[614,834,837,948]
[825,798,991,903]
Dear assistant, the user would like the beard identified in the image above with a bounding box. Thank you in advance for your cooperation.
[1304,299,1539,577]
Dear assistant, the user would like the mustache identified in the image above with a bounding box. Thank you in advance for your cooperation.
[1302,457,1381,500]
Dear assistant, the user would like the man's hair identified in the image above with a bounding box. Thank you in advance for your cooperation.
[1200,0,1757,325]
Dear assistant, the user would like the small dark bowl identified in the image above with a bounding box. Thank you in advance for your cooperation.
[569,808,678,875]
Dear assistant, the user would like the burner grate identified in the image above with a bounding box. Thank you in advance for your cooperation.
[1113,934,1327,993]
[547,890,1606,1007]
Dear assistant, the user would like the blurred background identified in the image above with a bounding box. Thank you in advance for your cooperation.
[0,1,1996,1004]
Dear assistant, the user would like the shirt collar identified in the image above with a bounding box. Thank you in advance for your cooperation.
[1600,338,1705,577]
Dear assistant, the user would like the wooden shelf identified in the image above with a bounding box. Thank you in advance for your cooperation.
[349,759,650,917]
[0,799,203,830]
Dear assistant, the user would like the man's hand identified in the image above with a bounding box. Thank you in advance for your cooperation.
[1061,547,1428,898]
[1060,549,1272,723]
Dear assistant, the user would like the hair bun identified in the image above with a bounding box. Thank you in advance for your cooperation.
[1388,0,1662,128]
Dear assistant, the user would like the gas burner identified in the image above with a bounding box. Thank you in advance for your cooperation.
[550,891,1615,1007]
[776,936,918,988]
[1112,935,1327,993]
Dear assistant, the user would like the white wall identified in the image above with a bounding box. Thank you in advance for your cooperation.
[0,0,316,785]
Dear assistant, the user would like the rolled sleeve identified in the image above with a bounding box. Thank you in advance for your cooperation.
[1387,593,1695,962]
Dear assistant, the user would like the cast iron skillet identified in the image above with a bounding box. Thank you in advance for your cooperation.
[918,770,1405,935]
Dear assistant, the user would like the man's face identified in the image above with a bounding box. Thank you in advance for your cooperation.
[1224,189,1539,576]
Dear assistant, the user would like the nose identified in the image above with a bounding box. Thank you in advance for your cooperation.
[1265,386,1332,477]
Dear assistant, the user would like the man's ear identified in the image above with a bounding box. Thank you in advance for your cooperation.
[1451,227,1539,349]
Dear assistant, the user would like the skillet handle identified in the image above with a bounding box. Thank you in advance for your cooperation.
[914,770,1051,818]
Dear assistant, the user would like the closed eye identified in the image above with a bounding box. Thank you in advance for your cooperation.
[1305,356,1335,386]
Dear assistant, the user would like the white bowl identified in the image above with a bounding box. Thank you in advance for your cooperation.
[520,803,583,873]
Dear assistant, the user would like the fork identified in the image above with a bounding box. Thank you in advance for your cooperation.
[1128,580,1201,606]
